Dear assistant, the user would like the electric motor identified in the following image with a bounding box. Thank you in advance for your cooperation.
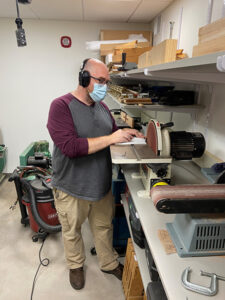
[169,131,205,160]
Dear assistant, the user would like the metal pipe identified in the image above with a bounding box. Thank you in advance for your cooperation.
[207,0,214,24]
[177,7,183,49]
[16,0,20,18]
[223,0,225,18]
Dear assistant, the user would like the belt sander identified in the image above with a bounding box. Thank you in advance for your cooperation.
[151,175,225,257]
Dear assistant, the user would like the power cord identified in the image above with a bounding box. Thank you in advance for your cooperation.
[30,237,50,300]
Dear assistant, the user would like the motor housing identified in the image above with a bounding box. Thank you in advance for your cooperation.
[170,131,205,160]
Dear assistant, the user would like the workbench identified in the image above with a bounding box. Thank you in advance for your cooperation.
[120,161,225,300]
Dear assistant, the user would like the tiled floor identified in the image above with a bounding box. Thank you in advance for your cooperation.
[0,176,125,300]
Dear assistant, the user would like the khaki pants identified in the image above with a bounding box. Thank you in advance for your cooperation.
[53,188,119,271]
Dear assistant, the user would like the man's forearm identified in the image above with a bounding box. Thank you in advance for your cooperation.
[87,135,112,154]
[87,128,144,155]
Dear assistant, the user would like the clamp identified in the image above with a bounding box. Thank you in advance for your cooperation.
[181,267,225,296]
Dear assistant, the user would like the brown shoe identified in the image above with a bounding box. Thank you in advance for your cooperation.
[101,263,124,280]
[69,267,85,290]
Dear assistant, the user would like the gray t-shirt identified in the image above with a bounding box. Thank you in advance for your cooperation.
[47,93,117,201]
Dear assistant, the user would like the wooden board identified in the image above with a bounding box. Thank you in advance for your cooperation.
[100,30,152,44]
[192,35,225,57]
[122,239,144,299]
[138,39,177,68]
[121,111,127,122]
[123,101,152,105]
[138,51,150,68]
[126,89,139,96]
[147,39,177,66]
[120,112,134,128]
[101,40,137,56]
[123,98,152,105]
[127,296,143,300]
[100,41,150,56]
[112,47,152,64]
[176,49,183,55]
[126,115,135,128]
[176,53,188,60]
[114,40,138,50]
[199,17,225,43]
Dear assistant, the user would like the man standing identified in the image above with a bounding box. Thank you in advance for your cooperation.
[47,58,143,290]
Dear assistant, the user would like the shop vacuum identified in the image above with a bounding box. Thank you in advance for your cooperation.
[9,147,61,242]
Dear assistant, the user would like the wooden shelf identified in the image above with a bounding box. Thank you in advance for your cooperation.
[110,51,225,84]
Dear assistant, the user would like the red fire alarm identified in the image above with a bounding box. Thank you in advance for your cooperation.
[60,36,72,48]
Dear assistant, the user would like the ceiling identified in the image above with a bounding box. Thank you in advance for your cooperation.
[0,0,174,23]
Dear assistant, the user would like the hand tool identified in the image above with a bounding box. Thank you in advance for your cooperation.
[182,267,225,296]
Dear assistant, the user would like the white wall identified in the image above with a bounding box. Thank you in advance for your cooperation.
[152,0,224,57]
[149,0,225,162]
[0,18,150,172]
[193,84,225,160]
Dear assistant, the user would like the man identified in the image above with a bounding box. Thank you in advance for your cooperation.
[47,58,144,290]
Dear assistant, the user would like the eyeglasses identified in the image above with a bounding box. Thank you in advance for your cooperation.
[90,75,111,85]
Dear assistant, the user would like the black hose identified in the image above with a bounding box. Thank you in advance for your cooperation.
[20,178,61,233]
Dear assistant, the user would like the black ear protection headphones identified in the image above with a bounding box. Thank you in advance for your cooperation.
[79,58,91,87]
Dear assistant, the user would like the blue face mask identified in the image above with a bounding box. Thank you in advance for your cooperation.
[89,83,107,102]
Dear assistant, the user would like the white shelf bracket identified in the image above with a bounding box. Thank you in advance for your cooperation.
[216,55,225,72]
[144,68,152,76]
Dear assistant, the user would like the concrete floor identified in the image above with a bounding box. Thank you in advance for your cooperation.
[0,176,125,300]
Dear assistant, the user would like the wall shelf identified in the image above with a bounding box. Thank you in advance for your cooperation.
[110,51,225,84]
[108,93,203,114]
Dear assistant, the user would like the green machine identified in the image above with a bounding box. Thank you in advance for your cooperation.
[19,140,51,168]
[0,144,6,183]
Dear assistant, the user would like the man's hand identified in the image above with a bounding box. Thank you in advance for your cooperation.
[122,128,145,138]
[109,128,145,144]
[109,129,134,144]
[87,128,145,154]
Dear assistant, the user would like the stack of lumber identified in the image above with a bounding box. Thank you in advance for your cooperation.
[192,17,225,57]
[99,30,152,70]
[109,84,152,105]
[121,98,152,105]
[122,238,147,300]
[111,41,152,64]
[100,40,151,57]
[109,84,132,100]
[138,39,177,68]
